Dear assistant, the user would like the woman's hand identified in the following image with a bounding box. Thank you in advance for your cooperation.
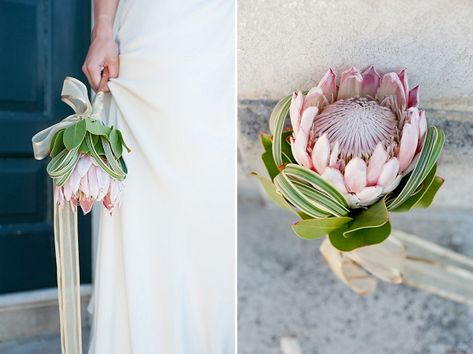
[82,20,119,92]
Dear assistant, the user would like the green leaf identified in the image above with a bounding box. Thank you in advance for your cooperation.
[79,138,90,154]
[414,176,444,208]
[262,150,280,180]
[252,173,299,216]
[50,129,65,157]
[116,129,131,153]
[389,164,440,212]
[387,126,444,210]
[86,119,112,137]
[344,198,390,238]
[328,198,391,251]
[284,164,349,211]
[269,94,292,168]
[102,136,127,179]
[280,131,295,164]
[63,119,87,150]
[329,221,391,252]
[46,148,80,186]
[86,134,126,181]
[109,128,123,159]
[260,132,273,151]
[274,172,331,218]
[292,216,353,240]
[94,138,105,155]
[119,156,128,174]
[260,131,295,180]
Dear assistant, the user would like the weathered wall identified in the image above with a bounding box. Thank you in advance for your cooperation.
[238,0,473,111]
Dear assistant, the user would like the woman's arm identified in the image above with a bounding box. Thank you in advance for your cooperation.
[82,0,120,92]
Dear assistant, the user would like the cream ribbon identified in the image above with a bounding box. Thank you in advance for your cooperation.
[32,77,103,160]
[320,230,473,305]
[32,77,104,354]
[320,236,405,295]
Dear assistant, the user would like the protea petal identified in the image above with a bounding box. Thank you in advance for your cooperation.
[317,68,337,103]
[322,167,347,194]
[80,173,90,197]
[398,68,409,98]
[291,135,312,169]
[329,141,340,167]
[290,91,304,134]
[70,197,78,213]
[63,180,73,201]
[377,158,400,189]
[96,167,111,200]
[338,67,362,100]
[398,122,418,172]
[103,193,114,211]
[376,73,406,109]
[79,196,94,215]
[110,179,121,204]
[303,87,328,111]
[367,143,388,186]
[408,107,420,132]
[69,170,81,194]
[344,157,367,193]
[300,106,318,133]
[87,165,100,199]
[345,194,361,208]
[383,175,402,194]
[76,155,93,177]
[404,153,419,175]
[54,186,65,206]
[292,106,318,168]
[408,85,420,108]
[357,186,382,204]
[361,65,381,97]
[311,134,330,174]
[419,110,427,138]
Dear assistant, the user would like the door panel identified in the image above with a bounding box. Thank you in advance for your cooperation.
[0,0,92,294]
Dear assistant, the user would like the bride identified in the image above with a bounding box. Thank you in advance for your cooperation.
[82,0,235,353]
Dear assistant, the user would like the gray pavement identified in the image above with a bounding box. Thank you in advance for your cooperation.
[0,329,89,354]
[238,192,473,354]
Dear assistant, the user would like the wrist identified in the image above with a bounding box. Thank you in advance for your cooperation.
[92,16,114,39]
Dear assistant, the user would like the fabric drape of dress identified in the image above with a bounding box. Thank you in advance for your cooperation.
[88,1,235,353]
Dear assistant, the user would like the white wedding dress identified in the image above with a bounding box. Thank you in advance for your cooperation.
[88,1,235,353]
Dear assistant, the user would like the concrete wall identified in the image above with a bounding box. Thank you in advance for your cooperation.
[238,0,473,110]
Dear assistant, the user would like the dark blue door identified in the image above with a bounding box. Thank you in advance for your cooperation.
[0,0,92,293]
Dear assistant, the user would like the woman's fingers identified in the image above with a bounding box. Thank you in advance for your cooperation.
[107,57,119,78]
[98,67,111,92]
[89,63,103,91]
[82,36,119,91]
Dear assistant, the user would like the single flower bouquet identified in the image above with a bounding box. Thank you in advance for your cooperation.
[34,76,129,214]
[256,66,444,252]
[31,76,130,354]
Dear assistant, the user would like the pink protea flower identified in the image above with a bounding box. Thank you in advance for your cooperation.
[54,155,123,214]
[290,66,426,208]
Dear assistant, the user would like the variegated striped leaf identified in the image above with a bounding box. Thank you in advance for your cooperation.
[283,164,349,211]
[274,172,332,218]
[387,126,444,210]
[269,94,292,168]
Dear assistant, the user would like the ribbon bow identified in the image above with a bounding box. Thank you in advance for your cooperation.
[320,235,405,295]
[32,77,104,160]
